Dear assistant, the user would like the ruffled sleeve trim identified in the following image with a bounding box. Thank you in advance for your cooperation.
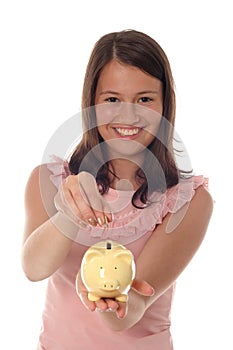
[85,175,208,245]
[46,156,209,246]
[47,155,71,189]
[162,175,208,216]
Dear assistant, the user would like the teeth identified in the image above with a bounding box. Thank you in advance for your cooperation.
[115,128,139,136]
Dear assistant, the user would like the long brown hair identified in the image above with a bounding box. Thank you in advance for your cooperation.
[69,29,186,207]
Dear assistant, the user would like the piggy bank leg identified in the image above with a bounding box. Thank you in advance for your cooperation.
[88,292,101,302]
[115,294,128,302]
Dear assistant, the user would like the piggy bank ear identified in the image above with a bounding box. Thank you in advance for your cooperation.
[83,248,103,263]
[115,251,133,265]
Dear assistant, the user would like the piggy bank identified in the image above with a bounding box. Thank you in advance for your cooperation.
[80,240,135,302]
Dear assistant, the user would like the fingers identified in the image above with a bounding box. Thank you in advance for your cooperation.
[78,291,96,312]
[77,275,154,322]
[95,299,127,319]
[76,272,125,317]
[131,278,155,296]
[115,301,127,319]
[77,172,113,225]
[56,172,113,228]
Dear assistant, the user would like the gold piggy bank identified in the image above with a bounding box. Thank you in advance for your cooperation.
[80,240,136,302]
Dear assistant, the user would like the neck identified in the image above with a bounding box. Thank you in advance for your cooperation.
[109,159,141,190]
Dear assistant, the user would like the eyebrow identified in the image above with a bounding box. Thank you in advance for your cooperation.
[99,90,159,96]
[137,90,159,95]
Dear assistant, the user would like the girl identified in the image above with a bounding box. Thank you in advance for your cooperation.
[22,30,213,350]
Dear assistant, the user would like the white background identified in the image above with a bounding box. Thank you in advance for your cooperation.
[0,0,232,349]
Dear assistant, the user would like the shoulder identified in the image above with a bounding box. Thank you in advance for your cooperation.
[25,163,57,196]
[23,164,58,242]
[164,184,213,236]
[24,164,58,220]
[190,184,214,217]
[26,163,49,183]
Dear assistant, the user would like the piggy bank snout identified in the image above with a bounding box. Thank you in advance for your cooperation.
[100,280,120,291]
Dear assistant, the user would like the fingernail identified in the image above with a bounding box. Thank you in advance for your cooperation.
[97,216,109,228]
[151,287,155,296]
[107,213,115,223]
[104,215,110,224]
[87,218,97,227]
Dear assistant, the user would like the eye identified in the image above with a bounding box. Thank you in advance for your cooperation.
[138,96,152,103]
[114,266,118,270]
[105,97,120,103]
[100,266,103,269]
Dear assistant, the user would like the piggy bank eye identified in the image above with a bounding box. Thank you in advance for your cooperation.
[114,267,118,270]
[100,266,103,269]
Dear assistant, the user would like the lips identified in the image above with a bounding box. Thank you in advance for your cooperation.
[113,127,142,139]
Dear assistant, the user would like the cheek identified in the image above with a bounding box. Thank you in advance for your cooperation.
[142,108,162,136]
[97,125,109,140]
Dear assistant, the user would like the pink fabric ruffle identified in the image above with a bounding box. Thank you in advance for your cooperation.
[47,156,208,246]
[47,155,71,188]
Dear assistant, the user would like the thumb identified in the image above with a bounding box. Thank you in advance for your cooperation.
[131,278,155,296]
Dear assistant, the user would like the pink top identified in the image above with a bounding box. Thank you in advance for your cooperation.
[38,157,208,350]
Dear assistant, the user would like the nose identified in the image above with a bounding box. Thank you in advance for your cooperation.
[96,102,146,127]
[101,280,119,291]
[116,102,141,125]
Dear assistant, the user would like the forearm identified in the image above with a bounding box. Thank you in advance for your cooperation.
[97,187,213,332]
[22,216,73,281]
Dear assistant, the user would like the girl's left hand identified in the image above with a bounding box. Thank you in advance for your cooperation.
[76,271,154,319]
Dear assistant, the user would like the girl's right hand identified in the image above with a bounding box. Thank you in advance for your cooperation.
[76,270,155,319]
[54,171,113,230]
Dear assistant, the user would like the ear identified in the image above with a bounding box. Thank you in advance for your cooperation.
[114,251,133,265]
[83,248,104,263]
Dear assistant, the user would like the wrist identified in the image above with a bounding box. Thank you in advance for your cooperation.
[51,211,83,240]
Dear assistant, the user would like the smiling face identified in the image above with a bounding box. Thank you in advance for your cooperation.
[95,60,163,151]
